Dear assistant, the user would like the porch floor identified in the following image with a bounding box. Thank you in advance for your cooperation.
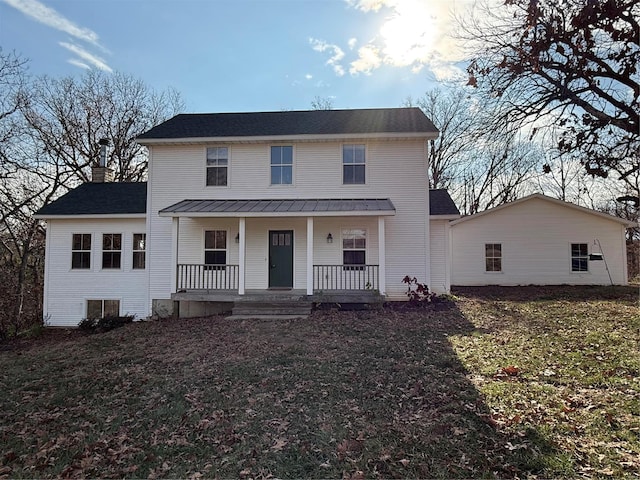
[172,289,384,304]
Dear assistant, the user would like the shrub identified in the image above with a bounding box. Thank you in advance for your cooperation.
[402,275,436,303]
[78,315,134,333]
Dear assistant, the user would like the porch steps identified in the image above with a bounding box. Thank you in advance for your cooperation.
[229,298,313,319]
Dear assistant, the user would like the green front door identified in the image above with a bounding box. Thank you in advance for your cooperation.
[269,230,293,288]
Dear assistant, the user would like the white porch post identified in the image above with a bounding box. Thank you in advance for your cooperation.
[170,216,179,293]
[306,217,314,295]
[378,216,386,295]
[238,217,246,295]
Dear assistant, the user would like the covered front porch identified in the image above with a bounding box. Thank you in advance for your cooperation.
[159,198,395,299]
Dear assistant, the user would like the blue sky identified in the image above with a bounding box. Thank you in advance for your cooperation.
[0,0,473,113]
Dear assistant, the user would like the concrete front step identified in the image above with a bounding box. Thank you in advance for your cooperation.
[225,314,309,320]
[231,300,312,317]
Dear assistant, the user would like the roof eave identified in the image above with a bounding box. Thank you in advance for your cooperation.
[430,214,461,220]
[137,131,438,145]
[34,213,147,220]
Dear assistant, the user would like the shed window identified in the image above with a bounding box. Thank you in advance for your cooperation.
[571,243,588,272]
[485,243,502,272]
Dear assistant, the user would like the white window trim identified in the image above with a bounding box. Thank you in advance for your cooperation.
[71,233,92,271]
[132,233,146,270]
[341,227,368,266]
[342,143,367,186]
[85,298,122,319]
[484,242,503,274]
[101,232,123,271]
[269,144,295,187]
[203,228,229,265]
[204,146,231,188]
[570,242,590,274]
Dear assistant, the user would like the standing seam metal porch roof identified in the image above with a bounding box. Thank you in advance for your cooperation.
[159,198,396,217]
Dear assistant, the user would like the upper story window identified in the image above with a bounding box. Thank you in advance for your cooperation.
[343,144,365,184]
[132,233,146,269]
[571,243,588,272]
[271,146,293,185]
[485,243,502,272]
[206,147,228,186]
[71,234,91,269]
[102,233,122,269]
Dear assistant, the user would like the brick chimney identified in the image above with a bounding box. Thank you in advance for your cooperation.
[92,138,114,182]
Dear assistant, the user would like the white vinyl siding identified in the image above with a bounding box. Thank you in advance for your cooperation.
[147,139,430,300]
[451,197,629,286]
[43,218,148,327]
[429,219,450,294]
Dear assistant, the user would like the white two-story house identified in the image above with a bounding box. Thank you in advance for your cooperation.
[36,108,462,326]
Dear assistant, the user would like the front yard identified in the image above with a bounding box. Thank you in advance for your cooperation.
[1,286,638,478]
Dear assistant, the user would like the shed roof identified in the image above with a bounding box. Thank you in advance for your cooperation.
[159,198,396,217]
[429,189,460,216]
[450,193,637,227]
[137,108,438,141]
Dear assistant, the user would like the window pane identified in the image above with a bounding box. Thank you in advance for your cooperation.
[133,234,145,251]
[344,250,366,265]
[113,234,121,250]
[343,165,354,184]
[205,250,226,265]
[73,234,82,250]
[353,165,365,184]
[103,234,112,250]
[354,145,365,162]
[282,146,293,165]
[343,145,354,164]
[133,251,145,269]
[72,252,90,269]
[104,300,120,317]
[87,300,102,319]
[271,166,282,184]
[494,258,502,271]
[103,252,121,269]
[205,231,215,249]
[282,166,292,184]
[271,146,282,165]
[343,238,354,249]
[215,231,227,249]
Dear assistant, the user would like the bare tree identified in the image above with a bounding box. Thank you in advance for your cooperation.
[462,0,639,204]
[310,96,334,110]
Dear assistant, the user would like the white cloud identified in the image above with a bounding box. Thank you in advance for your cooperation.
[349,45,382,75]
[2,0,104,47]
[67,58,91,70]
[3,0,112,71]
[59,42,113,72]
[309,38,346,77]
[312,0,478,80]
[305,73,313,80]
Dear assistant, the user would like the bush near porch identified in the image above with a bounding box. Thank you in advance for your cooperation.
[0,286,638,478]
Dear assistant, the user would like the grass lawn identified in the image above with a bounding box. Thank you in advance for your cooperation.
[1,286,638,478]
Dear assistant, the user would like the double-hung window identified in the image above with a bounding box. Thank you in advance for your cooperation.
[270,146,293,185]
[205,230,227,270]
[343,144,365,184]
[102,233,122,269]
[132,233,146,269]
[206,147,228,186]
[485,243,502,272]
[343,228,366,270]
[571,243,588,272]
[71,234,91,269]
[87,299,120,319]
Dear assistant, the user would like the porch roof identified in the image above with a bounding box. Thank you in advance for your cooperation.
[159,198,396,217]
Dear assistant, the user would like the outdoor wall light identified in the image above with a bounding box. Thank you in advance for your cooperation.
[235,233,240,243]
[327,233,333,244]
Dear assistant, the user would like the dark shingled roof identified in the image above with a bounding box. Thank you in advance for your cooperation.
[34,183,459,218]
[35,182,147,216]
[137,108,438,140]
[429,189,460,216]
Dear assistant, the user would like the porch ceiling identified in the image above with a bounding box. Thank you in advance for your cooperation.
[159,198,396,218]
